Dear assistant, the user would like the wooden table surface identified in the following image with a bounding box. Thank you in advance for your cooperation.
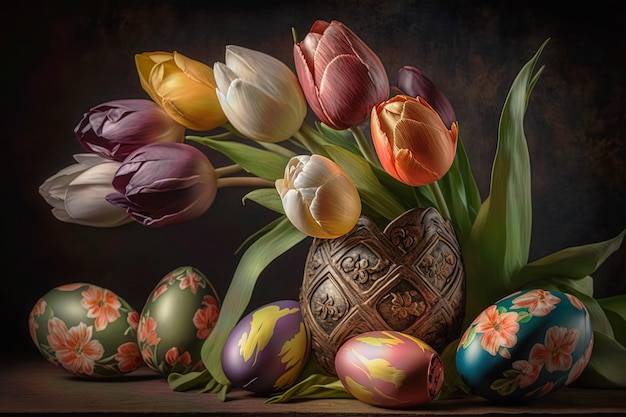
[2,356,625,416]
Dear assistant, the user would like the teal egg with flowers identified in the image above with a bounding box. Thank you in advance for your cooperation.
[455,289,593,402]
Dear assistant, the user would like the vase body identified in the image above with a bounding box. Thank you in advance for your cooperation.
[299,207,465,375]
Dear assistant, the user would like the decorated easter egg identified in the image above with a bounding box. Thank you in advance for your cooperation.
[334,330,444,408]
[28,282,142,377]
[455,289,593,402]
[221,300,311,394]
[138,266,221,376]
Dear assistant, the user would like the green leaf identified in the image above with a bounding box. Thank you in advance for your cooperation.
[577,331,626,388]
[167,369,213,392]
[242,188,284,214]
[513,229,626,289]
[462,39,548,323]
[198,216,307,390]
[599,295,626,346]
[266,374,351,403]
[187,136,289,181]
[437,338,470,400]
[314,122,360,154]
[437,134,482,245]
[324,144,409,220]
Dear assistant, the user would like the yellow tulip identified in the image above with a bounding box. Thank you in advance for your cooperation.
[275,155,361,239]
[135,51,227,131]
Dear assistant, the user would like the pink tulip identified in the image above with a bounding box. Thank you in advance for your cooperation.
[106,143,217,227]
[392,66,457,129]
[293,20,389,130]
[75,99,185,162]
[371,95,458,187]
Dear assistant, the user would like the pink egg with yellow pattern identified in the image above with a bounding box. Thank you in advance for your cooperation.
[335,330,444,408]
[28,282,142,377]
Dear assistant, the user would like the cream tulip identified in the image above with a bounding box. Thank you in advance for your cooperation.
[275,155,361,239]
[39,154,133,227]
[213,45,307,143]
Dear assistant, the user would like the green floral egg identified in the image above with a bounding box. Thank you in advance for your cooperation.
[138,266,221,376]
[28,282,142,377]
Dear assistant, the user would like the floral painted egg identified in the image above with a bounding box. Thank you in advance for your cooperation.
[334,330,444,408]
[221,300,311,394]
[138,266,220,376]
[28,282,142,377]
[455,289,593,402]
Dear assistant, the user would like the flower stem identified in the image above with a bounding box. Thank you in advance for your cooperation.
[349,126,380,168]
[294,124,329,157]
[216,176,275,189]
[215,164,243,178]
[428,181,451,221]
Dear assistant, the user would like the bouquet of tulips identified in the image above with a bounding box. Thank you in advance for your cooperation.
[39,19,626,401]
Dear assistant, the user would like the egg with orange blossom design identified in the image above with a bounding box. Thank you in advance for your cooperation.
[334,330,444,408]
[28,282,143,377]
[138,266,221,376]
[455,289,593,402]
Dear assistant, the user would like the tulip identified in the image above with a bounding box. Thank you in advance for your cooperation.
[213,45,307,143]
[135,51,227,131]
[106,143,217,227]
[275,154,361,239]
[39,154,133,227]
[392,66,457,129]
[371,95,458,187]
[293,20,389,130]
[74,99,185,162]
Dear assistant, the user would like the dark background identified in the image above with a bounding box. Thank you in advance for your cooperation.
[3,0,625,358]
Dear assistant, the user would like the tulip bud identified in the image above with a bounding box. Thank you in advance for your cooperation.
[293,20,389,130]
[371,95,458,187]
[39,154,133,227]
[392,66,457,129]
[135,51,228,131]
[106,143,217,227]
[275,154,361,239]
[74,99,185,161]
[213,45,307,143]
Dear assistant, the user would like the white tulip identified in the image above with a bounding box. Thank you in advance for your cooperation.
[276,154,361,238]
[214,45,307,143]
[39,154,132,228]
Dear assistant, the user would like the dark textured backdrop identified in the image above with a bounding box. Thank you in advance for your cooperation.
[3,0,625,357]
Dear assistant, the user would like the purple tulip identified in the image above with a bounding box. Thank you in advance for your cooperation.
[392,66,456,129]
[106,143,217,227]
[75,99,186,162]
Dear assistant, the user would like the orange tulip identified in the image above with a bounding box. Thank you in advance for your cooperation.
[371,95,458,187]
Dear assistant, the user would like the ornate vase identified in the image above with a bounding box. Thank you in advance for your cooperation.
[299,207,465,375]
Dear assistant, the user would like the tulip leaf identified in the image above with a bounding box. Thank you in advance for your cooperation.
[242,188,284,214]
[462,39,548,323]
[187,136,289,181]
[314,122,361,154]
[437,134,482,245]
[599,295,626,346]
[266,375,351,403]
[199,216,307,392]
[577,331,626,388]
[324,144,409,220]
[513,229,626,289]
